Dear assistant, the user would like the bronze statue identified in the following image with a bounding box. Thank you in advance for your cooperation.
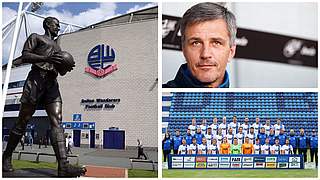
[2,17,85,177]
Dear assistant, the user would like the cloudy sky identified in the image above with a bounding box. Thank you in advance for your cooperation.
[2,2,157,65]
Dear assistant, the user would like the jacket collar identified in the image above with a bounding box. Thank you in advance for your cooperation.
[174,63,230,88]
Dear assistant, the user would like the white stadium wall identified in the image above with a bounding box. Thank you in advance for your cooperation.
[162,2,317,88]
[58,19,158,148]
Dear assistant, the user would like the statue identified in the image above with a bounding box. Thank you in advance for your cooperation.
[2,16,86,177]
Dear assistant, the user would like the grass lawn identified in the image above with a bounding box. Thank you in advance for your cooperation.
[12,159,57,169]
[12,159,158,178]
[163,169,318,178]
[128,169,158,178]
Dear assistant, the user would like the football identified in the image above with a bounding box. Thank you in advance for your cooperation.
[54,51,75,76]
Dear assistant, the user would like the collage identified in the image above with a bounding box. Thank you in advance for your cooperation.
[0,0,318,179]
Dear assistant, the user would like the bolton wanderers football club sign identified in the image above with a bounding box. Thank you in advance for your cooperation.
[85,44,118,78]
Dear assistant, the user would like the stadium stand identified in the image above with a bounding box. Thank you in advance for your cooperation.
[162,92,317,136]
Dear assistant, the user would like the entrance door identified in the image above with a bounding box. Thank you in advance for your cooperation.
[73,130,81,147]
[103,130,125,149]
[90,130,95,148]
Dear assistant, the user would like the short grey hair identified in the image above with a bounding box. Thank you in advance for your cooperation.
[180,2,237,47]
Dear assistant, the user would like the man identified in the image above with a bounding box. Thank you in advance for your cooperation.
[261,138,271,155]
[137,139,147,159]
[274,118,285,136]
[236,127,245,145]
[281,139,293,155]
[205,127,213,146]
[271,138,281,155]
[184,129,193,145]
[215,128,224,147]
[208,138,219,154]
[268,128,276,146]
[219,116,228,136]
[188,118,197,136]
[246,127,256,144]
[253,138,261,154]
[173,130,183,154]
[309,129,318,167]
[199,119,207,135]
[241,116,250,135]
[257,127,267,145]
[226,128,234,144]
[198,137,208,154]
[242,137,254,154]
[263,119,273,136]
[66,135,73,155]
[288,129,298,154]
[278,129,287,146]
[187,138,198,154]
[228,115,240,135]
[194,127,204,145]
[230,137,241,154]
[251,117,261,135]
[163,2,237,88]
[209,117,219,135]
[297,128,307,163]
[2,17,83,177]
[178,139,188,155]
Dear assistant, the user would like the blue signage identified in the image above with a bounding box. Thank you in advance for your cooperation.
[73,114,82,121]
[62,122,95,130]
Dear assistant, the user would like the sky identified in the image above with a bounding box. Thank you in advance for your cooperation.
[2,2,157,65]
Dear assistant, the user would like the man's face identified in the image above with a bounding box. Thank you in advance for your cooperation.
[176,131,180,136]
[182,139,186,145]
[270,129,274,135]
[239,128,243,133]
[197,128,201,133]
[208,128,212,134]
[256,117,259,123]
[46,19,60,37]
[213,118,217,124]
[245,117,248,123]
[228,128,233,134]
[250,128,254,133]
[182,19,236,86]
[223,117,226,124]
[192,119,196,125]
[265,138,270,144]
[233,117,237,123]
[202,138,207,145]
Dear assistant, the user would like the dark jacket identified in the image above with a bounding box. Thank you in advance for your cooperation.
[163,63,229,88]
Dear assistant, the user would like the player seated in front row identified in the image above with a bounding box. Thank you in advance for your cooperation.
[178,138,188,155]
[242,136,254,154]
[198,137,208,154]
[220,137,230,154]
[253,138,261,154]
[271,138,281,155]
[281,138,294,155]
[208,138,219,154]
[261,137,271,155]
[230,137,241,154]
[188,137,198,155]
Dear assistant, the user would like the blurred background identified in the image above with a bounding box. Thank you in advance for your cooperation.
[162,2,318,88]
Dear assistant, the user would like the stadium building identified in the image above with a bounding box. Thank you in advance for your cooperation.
[2,6,158,150]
